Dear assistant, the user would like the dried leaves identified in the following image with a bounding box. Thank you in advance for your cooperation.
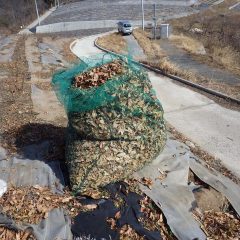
[141,177,153,189]
[0,227,35,240]
[67,60,166,192]
[139,196,176,240]
[67,136,165,192]
[120,225,145,240]
[0,186,82,224]
[196,211,240,239]
[73,60,124,89]
[0,36,34,152]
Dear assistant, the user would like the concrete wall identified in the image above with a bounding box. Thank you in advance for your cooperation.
[36,20,144,33]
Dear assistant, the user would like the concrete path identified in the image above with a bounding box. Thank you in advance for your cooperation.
[123,35,145,60]
[160,40,240,85]
[70,33,240,178]
[25,36,67,123]
[150,72,240,177]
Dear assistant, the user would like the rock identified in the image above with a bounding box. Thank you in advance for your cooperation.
[194,187,229,212]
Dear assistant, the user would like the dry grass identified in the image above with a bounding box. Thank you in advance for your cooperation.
[210,46,240,75]
[97,32,127,54]
[132,29,166,61]
[170,34,206,55]
[169,0,240,75]
[150,58,203,89]
[62,39,79,63]
[149,58,240,100]
[97,28,240,100]
[35,81,53,91]
[133,28,240,100]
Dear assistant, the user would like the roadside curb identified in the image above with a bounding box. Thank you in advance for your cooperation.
[94,38,240,105]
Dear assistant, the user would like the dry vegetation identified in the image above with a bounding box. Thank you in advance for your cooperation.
[0,186,82,224]
[149,59,240,100]
[0,0,48,33]
[131,29,240,101]
[169,0,240,76]
[62,38,79,63]
[0,227,35,240]
[132,28,165,61]
[0,0,77,33]
[169,34,206,55]
[209,46,240,74]
[97,32,128,54]
[97,29,240,100]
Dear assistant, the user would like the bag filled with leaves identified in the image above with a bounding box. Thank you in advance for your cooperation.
[52,54,166,192]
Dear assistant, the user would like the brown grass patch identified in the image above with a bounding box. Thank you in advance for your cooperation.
[169,0,240,76]
[132,29,165,61]
[97,32,127,54]
[133,28,240,100]
[62,39,79,63]
[148,58,240,100]
[35,81,52,91]
[170,34,206,55]
[210,46,240,75]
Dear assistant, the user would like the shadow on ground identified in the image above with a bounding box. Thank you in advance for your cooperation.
[2,122,70,186]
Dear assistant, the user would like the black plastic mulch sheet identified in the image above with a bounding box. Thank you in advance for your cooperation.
[72,182,161,240]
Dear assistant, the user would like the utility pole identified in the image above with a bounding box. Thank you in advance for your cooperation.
[153,4,156,39]
[141,0,145,30]
[34,0,40,26]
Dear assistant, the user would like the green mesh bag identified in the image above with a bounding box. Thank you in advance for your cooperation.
[52,53,166,192]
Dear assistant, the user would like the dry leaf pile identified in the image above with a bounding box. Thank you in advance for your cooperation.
[73,60,124,89]
[0,186,82,224]
[119,225,145,240]
[139,196,176,240]
[198,211,240,239]
[105,185,175,240]
[65,59,166,192]
[66,135,164,191]
[0,227,35,240]
[70,61,165,141]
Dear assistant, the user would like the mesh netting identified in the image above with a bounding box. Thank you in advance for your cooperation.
[52,53,166,193]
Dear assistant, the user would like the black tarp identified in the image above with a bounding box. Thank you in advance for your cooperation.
[72,182,162,240]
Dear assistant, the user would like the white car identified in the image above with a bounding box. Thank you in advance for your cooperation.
[117,21,133,35]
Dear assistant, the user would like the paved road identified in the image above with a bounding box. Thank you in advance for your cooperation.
[70,33,240,178]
